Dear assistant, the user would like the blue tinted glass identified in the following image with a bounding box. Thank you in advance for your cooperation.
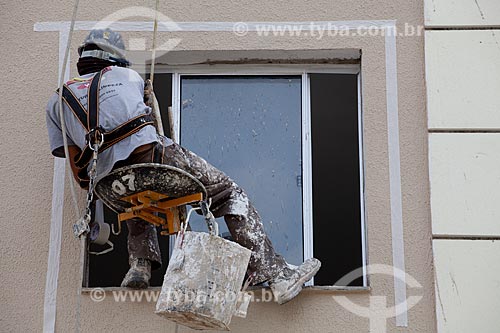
[180,75,303,265]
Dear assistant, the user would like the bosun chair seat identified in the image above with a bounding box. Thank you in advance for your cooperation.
[94,163,207,236]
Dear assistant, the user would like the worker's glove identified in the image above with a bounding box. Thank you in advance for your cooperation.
[144,79,153,107]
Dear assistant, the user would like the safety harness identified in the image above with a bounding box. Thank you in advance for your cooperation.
[58,68,155,188]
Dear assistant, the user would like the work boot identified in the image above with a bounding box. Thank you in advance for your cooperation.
[269,258,321,305]
[120,258,151,289]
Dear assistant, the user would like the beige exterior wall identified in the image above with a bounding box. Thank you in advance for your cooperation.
[425,0,500,332]
[0,1,435,332]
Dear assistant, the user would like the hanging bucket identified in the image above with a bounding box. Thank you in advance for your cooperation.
[156,231,252,330]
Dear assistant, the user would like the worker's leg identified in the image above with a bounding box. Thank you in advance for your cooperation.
[112,144,163,288]
[159,139,291,284]
[113,144,163,270]
[224,211,291,284]
[120,219,159,288]
[125,219,162,269]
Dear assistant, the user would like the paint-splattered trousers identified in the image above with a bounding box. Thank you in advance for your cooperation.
[114,136,289,285]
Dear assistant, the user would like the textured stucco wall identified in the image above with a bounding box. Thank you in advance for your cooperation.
[0,0,434,332]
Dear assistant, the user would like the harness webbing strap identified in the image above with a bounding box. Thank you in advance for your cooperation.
[60,85,87,129]
[74,114,155,169]
[58,69,156,187]
[87,70,102,131]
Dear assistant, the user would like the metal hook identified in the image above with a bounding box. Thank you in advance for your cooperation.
[200,199,218,236]
[88,129,104,151]
[111,220,122,235]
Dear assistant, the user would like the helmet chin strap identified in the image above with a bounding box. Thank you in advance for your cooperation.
[80,50,131,67]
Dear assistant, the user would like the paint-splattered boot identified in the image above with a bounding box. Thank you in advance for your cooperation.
[269,258,321,305]
[120,258,151,289]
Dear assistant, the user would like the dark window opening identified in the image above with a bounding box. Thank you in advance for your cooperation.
[310,73,363,286]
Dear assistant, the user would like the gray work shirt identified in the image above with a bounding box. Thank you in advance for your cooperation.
[46,66,170,177]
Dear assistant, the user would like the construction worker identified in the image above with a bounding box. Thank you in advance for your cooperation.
[45,28,320,304]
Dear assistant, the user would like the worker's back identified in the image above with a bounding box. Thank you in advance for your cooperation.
[45,66,158,177]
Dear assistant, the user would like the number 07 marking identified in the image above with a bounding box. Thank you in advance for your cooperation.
[111,173,136,195]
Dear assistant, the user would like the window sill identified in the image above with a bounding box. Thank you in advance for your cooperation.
[81,285,370,293]
[304,285,370,292]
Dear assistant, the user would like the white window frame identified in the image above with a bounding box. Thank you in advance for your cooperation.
[156,64,367,288]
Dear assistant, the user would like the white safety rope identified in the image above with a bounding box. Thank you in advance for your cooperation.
[150,0,159,84]
[53,1,89,332]
[148,0,165,136]
[46,2,82,332]
[57,1,81,217]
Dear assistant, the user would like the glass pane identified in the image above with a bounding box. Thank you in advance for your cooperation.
[180,75,303,265]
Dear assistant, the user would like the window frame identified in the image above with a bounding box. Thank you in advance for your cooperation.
[155,64,368,288]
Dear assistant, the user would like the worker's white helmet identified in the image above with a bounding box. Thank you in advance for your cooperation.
[78,28,130,67]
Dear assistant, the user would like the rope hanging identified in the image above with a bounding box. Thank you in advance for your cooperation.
[150,0,159,84]
[57,0,81,218]
[51,2,85,333]
[147,0,165,136]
